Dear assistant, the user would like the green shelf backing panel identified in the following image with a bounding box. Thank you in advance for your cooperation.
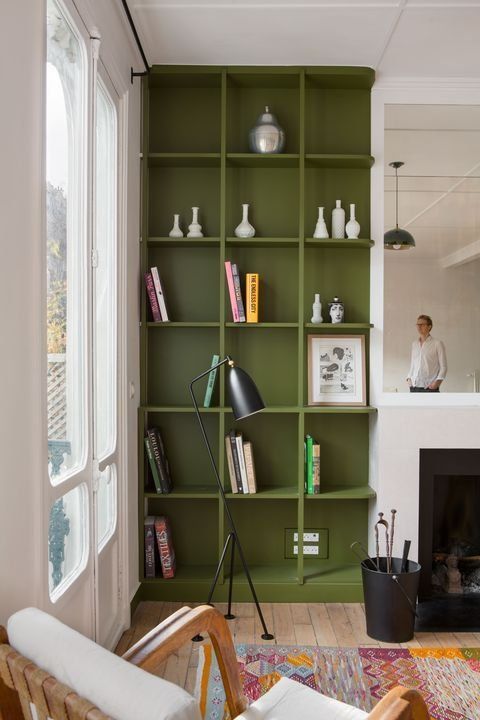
[148,246,220,322]
[147,327,220,406]
[144,411,220,492]
[225,328,298,407]
[303,414,369,488]
[139,65,374,604]
[224,411,299,491]
[224,246,298,323]
[303,247,370,324]
[149,166,220,237]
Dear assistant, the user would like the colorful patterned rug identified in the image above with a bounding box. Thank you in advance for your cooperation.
[196,644,480,719]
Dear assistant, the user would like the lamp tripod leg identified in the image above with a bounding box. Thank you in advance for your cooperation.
[225,534,236,620]
[191,532,234,642]
[234,536,274,640]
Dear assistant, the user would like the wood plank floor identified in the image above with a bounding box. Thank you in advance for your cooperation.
[115,601,480,691]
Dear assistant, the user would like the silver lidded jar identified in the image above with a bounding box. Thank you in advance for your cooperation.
[249,106,286,154]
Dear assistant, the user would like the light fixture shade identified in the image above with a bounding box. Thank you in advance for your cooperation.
[227,365,265,420]
[384,227,416,250]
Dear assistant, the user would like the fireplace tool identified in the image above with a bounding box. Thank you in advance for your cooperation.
[375,512,391,572]
[350,540,378,571]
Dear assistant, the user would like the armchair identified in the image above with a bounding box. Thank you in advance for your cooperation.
[0,605,429,720]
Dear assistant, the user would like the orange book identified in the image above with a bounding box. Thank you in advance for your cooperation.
[246,273,259,323]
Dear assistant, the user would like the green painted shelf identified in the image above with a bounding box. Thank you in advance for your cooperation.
[138,64,375,605]
[305,485,376,500]
[304,238,374,249]
[304,323,373,329]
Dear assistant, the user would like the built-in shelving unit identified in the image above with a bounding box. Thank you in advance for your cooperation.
[137,65,375,603]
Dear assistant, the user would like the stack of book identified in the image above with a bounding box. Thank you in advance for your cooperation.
[144,515,176,579]
[225,430,257,494]
[145,266,169,321]
[144,427,172,494]
[305,435,320,494]
[225,260,259,323]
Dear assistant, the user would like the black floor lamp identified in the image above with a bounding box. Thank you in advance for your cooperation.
[190,355,274,641]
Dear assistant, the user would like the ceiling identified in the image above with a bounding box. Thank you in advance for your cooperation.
[384,104,480,262]
[126,0,480,77]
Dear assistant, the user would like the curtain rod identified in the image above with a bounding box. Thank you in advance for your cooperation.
[119,0,150,82]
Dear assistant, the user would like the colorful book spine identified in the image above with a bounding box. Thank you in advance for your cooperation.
[144,272,162,322]
[147,428,172,493]
[144,516,156,578]
[305,434,314,495]
[144,437,162,494]
[203,353,220,408]
[225,434,238,493]
[246,273,259,323]
[243,440,257,494]
[313,443,320,494]
[231,263,246,322]
[235,433,249,494]
[229,430,243,493]
[154,516,176,579]
[150,266,169,321]
[225,261,240,322]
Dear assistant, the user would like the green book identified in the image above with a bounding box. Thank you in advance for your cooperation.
[144,437,162,494]
[203,354,220,407]
[305,434,314,495]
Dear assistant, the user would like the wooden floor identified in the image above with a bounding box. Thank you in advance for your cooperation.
[115,601,480,693]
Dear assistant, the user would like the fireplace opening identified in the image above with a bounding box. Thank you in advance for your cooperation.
[431,475,480,596]
[417,449,480,632]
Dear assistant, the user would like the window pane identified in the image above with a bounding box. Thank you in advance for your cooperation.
[46,0,86,484]
[95,81,117,460]
[48,484,88,599]
[97,464,117,551]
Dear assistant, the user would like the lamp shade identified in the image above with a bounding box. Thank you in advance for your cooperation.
[227,365,265,420]
[384,227,416,251]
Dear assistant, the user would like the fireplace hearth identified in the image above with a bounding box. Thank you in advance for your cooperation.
[416,449,480,632]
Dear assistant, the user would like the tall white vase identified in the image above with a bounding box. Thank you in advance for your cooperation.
[345,203,360,239]
[332,200,345,239]
[234,203,255,238]
[311,293,323,323]
[313,207,329,239]
[169,213,184,238]
[187,206,203,238]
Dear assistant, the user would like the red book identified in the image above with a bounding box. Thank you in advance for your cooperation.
[224,261,240,322]
[144,271,162,322]
[154,516,176,578]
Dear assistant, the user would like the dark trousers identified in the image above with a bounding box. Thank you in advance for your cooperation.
[410,386,439,393]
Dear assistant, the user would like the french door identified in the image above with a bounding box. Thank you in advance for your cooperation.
[45,0,124,646]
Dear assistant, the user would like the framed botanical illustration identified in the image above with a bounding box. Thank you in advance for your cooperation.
[308,335,366,406]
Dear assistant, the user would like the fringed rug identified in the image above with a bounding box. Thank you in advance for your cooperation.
[196,644,480,719]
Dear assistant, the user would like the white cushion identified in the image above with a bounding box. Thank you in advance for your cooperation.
[7,608,201,720]
[238,677,368,720]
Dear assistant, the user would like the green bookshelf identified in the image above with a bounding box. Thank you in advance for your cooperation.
[138,65,375,604]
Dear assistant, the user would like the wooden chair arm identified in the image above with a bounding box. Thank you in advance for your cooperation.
[122,605,247,718]
[0,627,28,720]
[367,686,429,720]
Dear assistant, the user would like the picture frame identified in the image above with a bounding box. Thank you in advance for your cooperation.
[308,335,366,406]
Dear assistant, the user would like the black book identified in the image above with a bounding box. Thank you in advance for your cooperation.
[229,430,243,494]
[146,428,172,493]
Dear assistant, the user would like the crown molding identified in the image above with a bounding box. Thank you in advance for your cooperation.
[373,75,480,90]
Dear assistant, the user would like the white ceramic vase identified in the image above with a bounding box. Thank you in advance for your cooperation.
[187,206,203,238]
[168,214,184,238]
[313,207,329,239]
[234,203,255,238]
[311,293,323,323]
[332,200,345,239]
[345,203,360,239]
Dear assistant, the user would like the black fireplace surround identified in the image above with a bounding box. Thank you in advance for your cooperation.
[416,448,480,632]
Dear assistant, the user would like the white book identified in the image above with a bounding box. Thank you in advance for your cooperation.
[235,433,249,494]
[150,266,169,321]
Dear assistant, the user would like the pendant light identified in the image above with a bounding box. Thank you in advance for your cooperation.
[384,161,415,251]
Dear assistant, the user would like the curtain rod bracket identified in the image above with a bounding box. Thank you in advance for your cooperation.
[131,68,149,85]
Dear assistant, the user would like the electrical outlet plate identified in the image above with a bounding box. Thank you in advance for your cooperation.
[285,528,329,559]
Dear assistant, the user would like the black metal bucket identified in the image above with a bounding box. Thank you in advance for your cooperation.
[361,556,421,643]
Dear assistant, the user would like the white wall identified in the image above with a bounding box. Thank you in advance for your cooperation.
[384,255,480,392]
[0,0,141,626]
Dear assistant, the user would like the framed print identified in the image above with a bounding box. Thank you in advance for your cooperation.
[308,335,366,406]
